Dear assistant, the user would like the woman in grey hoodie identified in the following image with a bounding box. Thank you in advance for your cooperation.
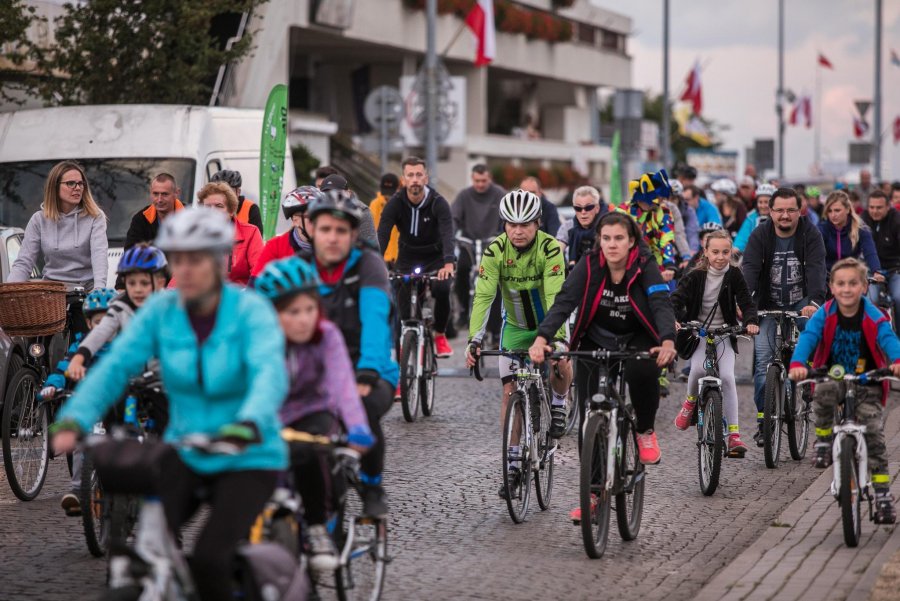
[9,160,108,291]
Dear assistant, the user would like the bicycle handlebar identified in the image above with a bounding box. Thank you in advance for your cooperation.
[796,367,900,388]
[455,235,496,246]
[389,270,443,282]
[550,349,655,362]
[680,322,747,337]
[757,310,803,318]
[469,349,533,382]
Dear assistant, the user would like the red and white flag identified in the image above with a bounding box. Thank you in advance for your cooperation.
[680,60,703,115]
[817,53,834,69]
[789,95,812,128]
[465,0,496,66]
[853,115,869,139]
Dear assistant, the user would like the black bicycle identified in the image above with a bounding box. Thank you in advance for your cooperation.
[554,348,650,559]
[868,274,896,327]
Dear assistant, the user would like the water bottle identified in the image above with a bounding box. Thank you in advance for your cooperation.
[124,395,138,426]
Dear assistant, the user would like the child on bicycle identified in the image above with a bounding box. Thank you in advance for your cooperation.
[65,244,169,381]
[671,230,759,457]
[39,287,117,516]
[789,257,900,524]
[254,256,374,573]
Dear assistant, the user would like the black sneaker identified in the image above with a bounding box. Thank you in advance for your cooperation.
[753,424,764,447]
[549,405,567,439]
[61,493,81,517]
[498,467,522,499]
[812,441,833,468]
[361,484,388,519]
[874,491,897,524]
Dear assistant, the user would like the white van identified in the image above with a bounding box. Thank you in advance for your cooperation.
[0,104,296,283]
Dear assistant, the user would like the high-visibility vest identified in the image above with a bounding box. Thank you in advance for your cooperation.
[236,197,253,224]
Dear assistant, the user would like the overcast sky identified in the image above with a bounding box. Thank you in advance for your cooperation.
[590,0,900,182]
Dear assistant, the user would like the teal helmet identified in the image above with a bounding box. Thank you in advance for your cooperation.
[83,288,117,317]
[253,256,321,303]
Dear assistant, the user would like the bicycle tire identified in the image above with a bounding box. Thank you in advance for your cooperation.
[335,517,388,601]
[762,364,783,469]
[840,438,862,547]
[533,386,554,511]
[615,415,644,540]
[564,365,579,436]
[399,330,420,423]
[697,389,724,496]
[2,366,49,501]
[80,452,111,557]
[502,391,531,523]
[787,382,811,460]
[580,412,611,559]
[420,332,436,417]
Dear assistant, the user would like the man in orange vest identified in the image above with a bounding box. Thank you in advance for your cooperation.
[211,169,264,234]
[124,173,185,249]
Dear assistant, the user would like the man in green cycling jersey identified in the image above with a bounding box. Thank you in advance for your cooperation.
[465,189,572,498]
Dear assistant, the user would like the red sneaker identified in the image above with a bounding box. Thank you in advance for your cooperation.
[636,430,661,465]
[394,382,402,401]
[434,334,453,358]
[727,433,748,458]
[569,494,599,525]
[674,397,696,431]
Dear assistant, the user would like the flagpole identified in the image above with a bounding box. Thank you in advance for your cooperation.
[425,0,438,180]
[441,20,467,57]
[661,0,671,169]
[814,61,821,173]
[874,0,883,179]
[777,0,785,180]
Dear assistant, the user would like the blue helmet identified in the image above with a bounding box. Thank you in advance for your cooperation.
[118,244,168,276]
[83,288,117,317]
[254,256,321,303]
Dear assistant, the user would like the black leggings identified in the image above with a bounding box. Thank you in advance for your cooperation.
[360,378,393,479]
[159,452,277,601]
[288,412,339,525]
[575,338,660,433]
[396,278,452,334]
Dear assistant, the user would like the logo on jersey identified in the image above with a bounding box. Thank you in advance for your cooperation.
[479,265,485,277]
[551,264,561,273]
[506,259,514,266]
[540,237,562,259]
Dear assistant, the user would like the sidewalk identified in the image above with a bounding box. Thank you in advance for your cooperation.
[696,397,900,601]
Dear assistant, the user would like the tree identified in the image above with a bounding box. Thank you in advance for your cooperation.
[642,92,725,166]
[0,0,45,104]
[32,0,266,106]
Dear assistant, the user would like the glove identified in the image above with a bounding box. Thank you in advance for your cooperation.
[217,421,261,447]
[347,424,375,449]
[466,339,482,358]
[40,386,57,401]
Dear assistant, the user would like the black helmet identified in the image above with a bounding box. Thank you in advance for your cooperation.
[210,169,242,189]
[307,189,363,228]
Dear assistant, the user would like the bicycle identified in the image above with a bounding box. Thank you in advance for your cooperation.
[680,322,747,496]
[868,275,896,327]
[757,309,811,468]
[281,428,388,601]
[1,287,85,501]
[390,269,439,422]
[553,348,651,559]
[796,366,900,547]
[472,349,557,524]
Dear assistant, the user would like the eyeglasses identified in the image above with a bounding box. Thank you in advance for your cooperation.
[770,208,800,216]
[573,204,597,213]
[61,180,85,190]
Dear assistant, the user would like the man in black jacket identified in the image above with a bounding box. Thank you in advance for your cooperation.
[377,156,456,358]
[124,173,184,249]
[863,189,900,332]
[742,187,826,445]
[519,177,561,238]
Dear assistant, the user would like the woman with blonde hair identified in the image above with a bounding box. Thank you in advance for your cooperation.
[819,190,883,281]
[196,181,263,285]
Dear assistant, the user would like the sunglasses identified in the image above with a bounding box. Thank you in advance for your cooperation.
[61,180,85,189]
[573,204,597,213]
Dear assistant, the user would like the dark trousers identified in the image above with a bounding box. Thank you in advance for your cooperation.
[396,278,452,334]
[288,411,339,525]
[159,452,277,601]
[360,378,393,479]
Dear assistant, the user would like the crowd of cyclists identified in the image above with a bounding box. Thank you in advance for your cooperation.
[7,155,900,599]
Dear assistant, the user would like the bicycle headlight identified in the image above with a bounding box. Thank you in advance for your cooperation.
[828,364,846,380]
[28,343,45,359]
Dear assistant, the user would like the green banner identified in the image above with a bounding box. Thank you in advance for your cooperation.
[259,84,288,240]
[609,129,622,208]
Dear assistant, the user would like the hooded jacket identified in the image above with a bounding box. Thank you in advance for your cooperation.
[377,186,455,271]
[9,206,108,288]
[862,207,900,272]
[818,219,881,274]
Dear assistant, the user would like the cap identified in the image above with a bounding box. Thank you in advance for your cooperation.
[380,173,400,194]
[320,174,349,192]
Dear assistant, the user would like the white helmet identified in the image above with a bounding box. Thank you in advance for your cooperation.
[155,207,234,254]
[499,189,542,224]
[670,180,684,196]
[755,183,777,198]
[711,178,737,196]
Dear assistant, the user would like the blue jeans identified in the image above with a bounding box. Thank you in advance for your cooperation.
[867,273,900,333]
[753,299,809,419]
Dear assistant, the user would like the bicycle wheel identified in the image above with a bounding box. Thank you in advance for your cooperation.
[564,367,579,436]
[335,483,388,601]
[2,366,50,501]
[787,382,811,460]
[580,412,612,559]
[615,416,645,540]
[839,438,862,547]
[420,332,436,417]
[697,389,724,496]
[502,391,531,523]
[533,388,554,511]
[762,364,784,469]
[80,453,111,557]
[399,330,420,423]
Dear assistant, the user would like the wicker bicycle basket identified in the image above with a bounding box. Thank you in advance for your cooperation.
[0,281,68,337]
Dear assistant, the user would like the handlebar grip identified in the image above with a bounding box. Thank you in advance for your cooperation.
[472,358,483,382]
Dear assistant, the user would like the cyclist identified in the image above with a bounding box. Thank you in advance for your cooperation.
[686,222,727,272]
[39,287,117,516]
[671,229,759,456]
[712,178,747,239]
[742,187,826,445]
[519,176,561,238]
[863,190,900,330]
[819,190,882,277]
[734,183,775,253]
[251,186,325,278]
[670,179,700,259]
[65,244,169,381]
[302,189,398,519]
[463,190,572,495]
[683,184,723,229]
[376,156,456,358]
[556,185,609,268]
[788,258,900,524]
[254,256,374,572]
[210,169,264,234]
[197,182,262,286]
[317,171,379,248]
[51,207,288,601]
[369,173,401,264]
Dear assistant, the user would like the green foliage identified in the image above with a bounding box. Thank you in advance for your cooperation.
[643,92,723,165]
[292,143,321,186]
[0,0,45,104]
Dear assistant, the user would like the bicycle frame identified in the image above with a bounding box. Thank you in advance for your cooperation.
[393,272,437,382]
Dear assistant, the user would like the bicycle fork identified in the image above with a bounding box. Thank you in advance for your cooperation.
[403,323,427,379]
[831,424,871,505]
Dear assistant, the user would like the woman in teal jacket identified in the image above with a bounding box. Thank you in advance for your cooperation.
[52,208,287,601]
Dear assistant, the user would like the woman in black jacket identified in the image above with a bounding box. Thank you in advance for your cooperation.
[531,212,677,477]
[671,230,759,456]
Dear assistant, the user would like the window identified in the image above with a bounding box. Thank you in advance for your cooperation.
[601,29,622,52]
[577,23,596,46]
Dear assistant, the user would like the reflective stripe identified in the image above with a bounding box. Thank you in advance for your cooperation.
[757,412,765,419]
[872,474,891,484]
[647,283,669,295]
[815,427,833,438]
[728,424,739,433]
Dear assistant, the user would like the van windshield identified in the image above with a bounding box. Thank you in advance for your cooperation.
[0,159,195,244]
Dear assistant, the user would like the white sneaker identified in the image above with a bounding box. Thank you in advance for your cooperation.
[307,524,339,572]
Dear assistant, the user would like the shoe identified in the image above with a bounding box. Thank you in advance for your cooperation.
[569,495,599,525]
[434,334,453,358]
[394,382,401,402]
[727,433,748,458]
[61,493,81,517]
[636,430,661,465]
[812,440,833,468]
[361,484,389,519]
[874,491,897,525]
[549,405,567,439]
[753,424,764,447]
[674,397,697,431]
[306,524,340,572]
[498,467,522,500]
